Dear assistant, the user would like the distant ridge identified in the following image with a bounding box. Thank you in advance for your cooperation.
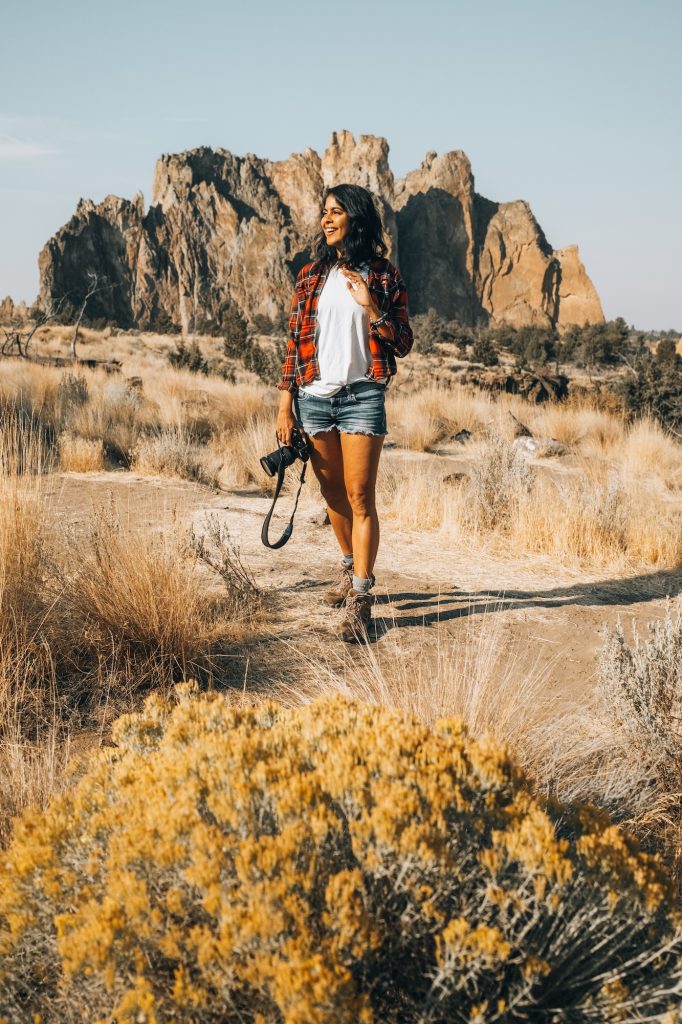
[37,130,604,332]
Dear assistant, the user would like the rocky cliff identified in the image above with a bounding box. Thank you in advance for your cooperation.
[37,130,604,332]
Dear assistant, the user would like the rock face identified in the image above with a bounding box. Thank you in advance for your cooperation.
[37,130,604,332]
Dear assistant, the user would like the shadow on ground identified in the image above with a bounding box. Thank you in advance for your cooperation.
[370,568,682,637]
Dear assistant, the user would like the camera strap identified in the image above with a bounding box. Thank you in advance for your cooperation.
[261,459,308,549]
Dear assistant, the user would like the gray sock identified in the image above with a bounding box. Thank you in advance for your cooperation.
[352,574,374,593]
[341,554,354,568]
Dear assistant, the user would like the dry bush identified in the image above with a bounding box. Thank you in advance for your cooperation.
[1,691,680,1024]
[387,385,490,451]
[215,413,295,495]
[65,378,160,466]
[132,429,221,487]
[377,457,449,530]
[598,604,682,784]
[574,408,627,459]
[58,431,104,472]
[535,604,682,882]
[509,471,682,569]
[0,429,70,841]
[465,436,536,531]
[378,437,682,571]
[51,509,261,698]
[619,418,682,491]
[140,370,270,435]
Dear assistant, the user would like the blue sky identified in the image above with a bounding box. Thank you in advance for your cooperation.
[2,0,680,329]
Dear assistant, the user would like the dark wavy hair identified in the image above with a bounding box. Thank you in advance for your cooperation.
[312,183,387,268]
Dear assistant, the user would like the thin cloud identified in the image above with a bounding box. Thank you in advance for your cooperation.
[0,134,58,160]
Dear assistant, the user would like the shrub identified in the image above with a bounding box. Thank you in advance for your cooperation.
[222,307,248,359]
[243,338,286,385]
[561,318,629,368]
[168,340,209,375]
[618,345,682,431]
[132,430,221,487]
[410,308,454,355]
[251,312,276,335]
[471,333,499,366]
[1,693,681,1024]
[58,432,105,472]
[466,436,535,531]
[599,604,682,793]
[56,372,89,411]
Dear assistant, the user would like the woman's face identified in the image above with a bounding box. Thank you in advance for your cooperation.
[321,194,350,252]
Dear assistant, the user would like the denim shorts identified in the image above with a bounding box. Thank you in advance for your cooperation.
[294,380,388,437]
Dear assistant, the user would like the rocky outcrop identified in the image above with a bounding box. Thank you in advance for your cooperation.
[0,296,28,322]
[37,130,604,332]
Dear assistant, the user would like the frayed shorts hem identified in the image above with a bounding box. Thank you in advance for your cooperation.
[306,425,388,438]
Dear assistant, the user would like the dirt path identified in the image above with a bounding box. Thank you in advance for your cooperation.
[42,466,682,711]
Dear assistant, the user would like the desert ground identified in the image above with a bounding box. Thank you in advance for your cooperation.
[2,325,682,1020]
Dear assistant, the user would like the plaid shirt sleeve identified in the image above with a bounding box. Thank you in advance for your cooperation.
[369,265,413,357]
[277,270,306,392]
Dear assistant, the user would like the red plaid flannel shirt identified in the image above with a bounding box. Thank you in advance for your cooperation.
[277,257,413,392]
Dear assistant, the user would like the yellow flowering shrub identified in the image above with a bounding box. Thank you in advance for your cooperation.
[1,689,681,1023]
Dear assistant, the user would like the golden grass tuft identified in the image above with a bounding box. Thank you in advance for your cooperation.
[386,384,491,451]
[58,432,105,472]
[132,429,221,486]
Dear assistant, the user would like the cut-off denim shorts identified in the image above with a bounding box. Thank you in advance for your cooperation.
[294,380,387,437]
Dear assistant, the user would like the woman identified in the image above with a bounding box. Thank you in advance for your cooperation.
[276,183,413,641]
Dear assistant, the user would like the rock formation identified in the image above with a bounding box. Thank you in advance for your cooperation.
[37,130,604,332]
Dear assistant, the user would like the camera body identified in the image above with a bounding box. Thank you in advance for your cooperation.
[260,428,311,478]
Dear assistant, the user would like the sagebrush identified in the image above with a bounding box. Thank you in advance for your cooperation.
[1,692,680,1023]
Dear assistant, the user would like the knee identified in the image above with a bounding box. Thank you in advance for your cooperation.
[346,488,375,517]
[320,481,349,510]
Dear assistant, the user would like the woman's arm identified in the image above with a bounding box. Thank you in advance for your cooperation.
[277,271,306,393]
[276,389,297,445]
[276,269,307,443]
[372,269,413,358]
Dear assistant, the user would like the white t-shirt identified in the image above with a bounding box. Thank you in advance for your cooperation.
[299,263,372,398]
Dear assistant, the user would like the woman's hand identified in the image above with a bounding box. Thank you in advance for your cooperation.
[276,396,298,446]
[341,267,376,313]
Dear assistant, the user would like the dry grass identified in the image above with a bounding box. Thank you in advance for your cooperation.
[273,603,553,767]
[620,417,682,490]
[132,428,221,487]
[58,432,105,472]
[378,437,682,571]
[386,385,491,451]
[215,413,298,496]
[0,409,263,838]
[534,602,682,884]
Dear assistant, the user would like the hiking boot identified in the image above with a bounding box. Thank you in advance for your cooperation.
[336,589,374,643]
[324,564,354,607]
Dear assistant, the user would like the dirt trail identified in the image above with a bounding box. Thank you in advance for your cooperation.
[42,463,682,710]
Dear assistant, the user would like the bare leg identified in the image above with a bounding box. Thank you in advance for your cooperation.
[306,429,353,557]
[339,432,384,580]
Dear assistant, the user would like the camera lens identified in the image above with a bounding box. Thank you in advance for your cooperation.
[259,451,280,477]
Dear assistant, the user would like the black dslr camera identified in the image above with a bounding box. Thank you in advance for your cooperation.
[260,428,313,549]
[260,428,311,478]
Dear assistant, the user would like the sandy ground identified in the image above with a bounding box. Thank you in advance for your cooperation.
[41,455,682,718]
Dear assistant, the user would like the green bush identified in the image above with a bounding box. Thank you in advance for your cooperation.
[618,344,682,430]
[410,309,455,355]
[222,307,248,359]
[471,334,499,366]
[1,692,680,1023]
[168,340,209,375]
